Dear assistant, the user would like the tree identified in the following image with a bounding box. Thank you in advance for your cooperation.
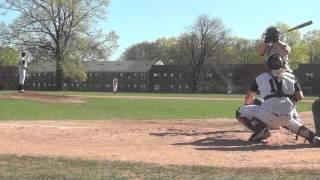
[0,46,19,66]
[224,37,261,64]
[121,37,179,64]
[179,15,228,92]
[303,30,320,64]
[0,0,118,90]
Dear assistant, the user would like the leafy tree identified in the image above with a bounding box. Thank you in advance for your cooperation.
[121,37,179,64]
[0,0,118,90]
[178,14,228,92]
[224,37,261,64]
[0,46,19,66]
[303,30,320,64]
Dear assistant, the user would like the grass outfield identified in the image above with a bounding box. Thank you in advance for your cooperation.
[0,91,313,120]
[0,154,319,179]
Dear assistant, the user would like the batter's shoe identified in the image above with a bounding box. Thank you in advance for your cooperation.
[249,127,271,142]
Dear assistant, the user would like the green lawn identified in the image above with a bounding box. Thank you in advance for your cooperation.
[0,154,319,180]
[0,92,313,120]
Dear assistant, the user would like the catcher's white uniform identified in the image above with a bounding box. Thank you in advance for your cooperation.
[239,72,303,133]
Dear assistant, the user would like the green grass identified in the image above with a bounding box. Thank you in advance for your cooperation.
[0,91,313,120]
[0,154,319,180]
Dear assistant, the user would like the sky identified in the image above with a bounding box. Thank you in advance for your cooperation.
[1,0,319,60]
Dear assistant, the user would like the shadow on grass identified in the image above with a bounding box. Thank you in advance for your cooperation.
[172,137,316,151]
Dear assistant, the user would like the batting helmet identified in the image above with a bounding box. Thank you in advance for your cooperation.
[265,27,280,43]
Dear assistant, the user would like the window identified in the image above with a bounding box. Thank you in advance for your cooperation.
[127,73,131,79]
[306,73,314,80]
[163,73,168,79]
[170,84,174,89]
[206,72,213,79]
[119,73,124,78]
[133,73,137,79]
[154,84,160,91]
[153,73,160,79]
[140,84,146,90]
[178,73,183,79]
[170,73,174,78]
[140,73,146,80]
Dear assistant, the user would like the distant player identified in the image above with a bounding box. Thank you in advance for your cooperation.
[112,76,118,95]
[18,51,28,93]
[236,54,320,144]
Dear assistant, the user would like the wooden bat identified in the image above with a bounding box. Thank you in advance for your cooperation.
[280,20,313,34]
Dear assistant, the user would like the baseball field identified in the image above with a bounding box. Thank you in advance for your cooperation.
[0,91,320,179]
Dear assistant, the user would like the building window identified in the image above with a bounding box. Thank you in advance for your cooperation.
[170,73,174,78]
[140,84,146,90]
[133,73,137,79]
[170,84,174,89]
[140,73,146,80]
[153,73,160,79]
[154,84,160,91]
[127,73,131,79]
[178,73,183,79]
[133,84,137,89]
[206,72,213,79]
[306,73,314,80]
[185,84,189,89]
[163,73,168,79]
[119,73,124,79]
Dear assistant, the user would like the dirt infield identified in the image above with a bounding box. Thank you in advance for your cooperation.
[0,112,319,169]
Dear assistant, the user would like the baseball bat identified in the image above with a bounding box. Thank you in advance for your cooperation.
[280,20,313,34]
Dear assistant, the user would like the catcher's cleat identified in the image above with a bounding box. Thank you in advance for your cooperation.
[249,127,271,142]
[311,136,320,145]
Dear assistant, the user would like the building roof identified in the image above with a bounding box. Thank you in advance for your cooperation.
[28,60,163,72]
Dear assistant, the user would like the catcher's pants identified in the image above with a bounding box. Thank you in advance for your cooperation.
[239,105,303,134]
[18,67,26,85]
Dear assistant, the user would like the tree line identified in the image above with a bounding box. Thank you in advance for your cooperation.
[1,0,320,91]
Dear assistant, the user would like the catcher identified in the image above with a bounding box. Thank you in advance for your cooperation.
[236,54,320,144]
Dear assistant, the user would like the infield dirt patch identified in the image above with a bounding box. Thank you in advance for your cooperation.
[0,112,319,169]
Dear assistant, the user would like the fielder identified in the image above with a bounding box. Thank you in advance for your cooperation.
[236,54,320,144]
[112,76,118,95]
[18,51,29,93]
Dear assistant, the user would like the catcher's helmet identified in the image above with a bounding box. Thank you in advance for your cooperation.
[265,26,280,43]
[267,54,284,70]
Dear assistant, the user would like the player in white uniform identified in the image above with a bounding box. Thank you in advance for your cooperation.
[18,51,28,93]
[236,54,320,144]
[112,76,118,95]
[257,26,301,124]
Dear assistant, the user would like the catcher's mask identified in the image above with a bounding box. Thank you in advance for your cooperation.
[265,26,280,43]
[267,54,285,77]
